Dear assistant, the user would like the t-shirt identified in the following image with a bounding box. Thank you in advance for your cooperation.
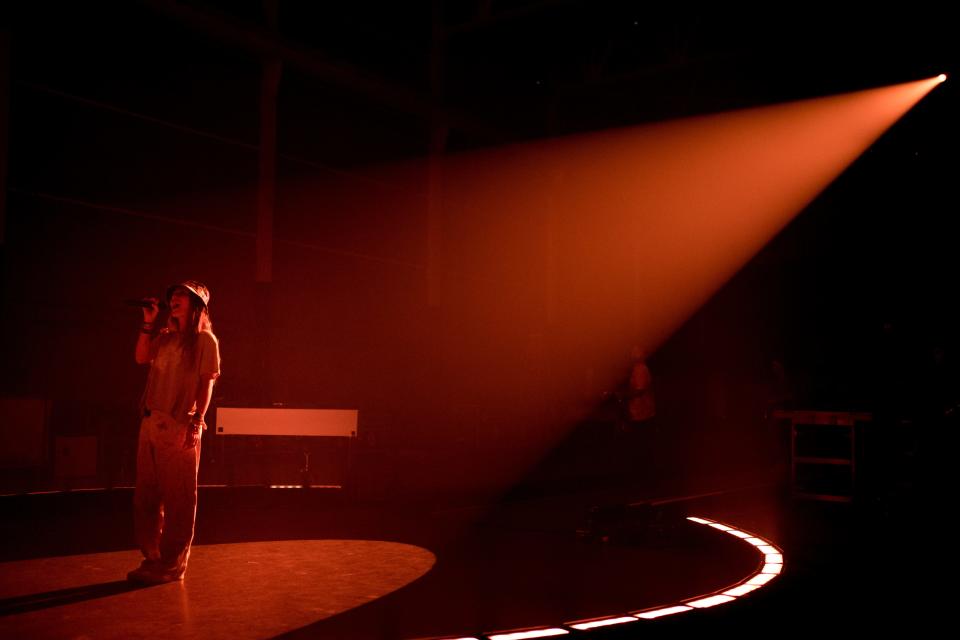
[143,330,221,423]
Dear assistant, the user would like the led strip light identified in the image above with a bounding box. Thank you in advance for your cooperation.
[432,516,784,639]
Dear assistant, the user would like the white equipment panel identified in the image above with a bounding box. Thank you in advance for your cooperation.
[217,408,357,437]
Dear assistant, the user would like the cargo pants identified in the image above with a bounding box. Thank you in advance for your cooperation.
[133,410,201,575]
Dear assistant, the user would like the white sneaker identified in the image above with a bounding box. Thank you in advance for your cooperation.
[126,559,162,583]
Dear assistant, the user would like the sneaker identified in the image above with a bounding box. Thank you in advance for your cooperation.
[137,564,186,585]
[126,558,162,583]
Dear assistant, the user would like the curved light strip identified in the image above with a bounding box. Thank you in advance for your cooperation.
[432,516,784,639]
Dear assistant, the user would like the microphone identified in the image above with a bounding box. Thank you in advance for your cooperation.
[124,299,169,309]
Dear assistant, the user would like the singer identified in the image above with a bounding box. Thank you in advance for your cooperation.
[127,280,221,584]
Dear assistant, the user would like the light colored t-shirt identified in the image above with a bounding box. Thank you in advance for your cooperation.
[143,330,220,423]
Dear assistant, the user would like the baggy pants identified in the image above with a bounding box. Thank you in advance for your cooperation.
[134,410,201,573]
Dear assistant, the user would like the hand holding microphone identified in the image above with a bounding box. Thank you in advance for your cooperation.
[124,299,168,309]
[124,297,166,324]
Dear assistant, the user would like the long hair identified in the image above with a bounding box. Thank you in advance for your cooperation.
[166,295,213,366]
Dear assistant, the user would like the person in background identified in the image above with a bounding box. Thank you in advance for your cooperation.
[627,345,656,426]
[610,345,656,433]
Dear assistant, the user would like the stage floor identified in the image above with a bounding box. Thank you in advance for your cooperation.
[0,540,436,639]
[0,483,781,640]
[0,479,939,639]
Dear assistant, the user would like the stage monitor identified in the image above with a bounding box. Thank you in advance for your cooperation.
[217,407,358,437]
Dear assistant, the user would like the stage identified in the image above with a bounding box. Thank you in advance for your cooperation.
[0,482,863,640]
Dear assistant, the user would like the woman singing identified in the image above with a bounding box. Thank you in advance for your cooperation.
[127,280,220,584]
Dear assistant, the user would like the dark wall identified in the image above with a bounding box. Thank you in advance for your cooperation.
[1,2,956,496]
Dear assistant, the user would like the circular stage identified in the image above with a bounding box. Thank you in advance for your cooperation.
[0,521,782,639]
[0,488,785,639]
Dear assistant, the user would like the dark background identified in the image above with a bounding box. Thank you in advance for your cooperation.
[0,1,956,495]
